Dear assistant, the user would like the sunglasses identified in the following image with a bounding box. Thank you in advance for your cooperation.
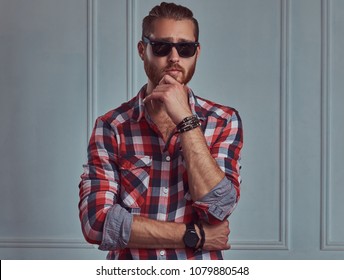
[143,36,199,58]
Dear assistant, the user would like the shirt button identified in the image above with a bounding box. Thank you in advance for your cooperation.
[163,187,168,194]
[165,155,171,162]
[160,250,165,256]
[214,190,222,197]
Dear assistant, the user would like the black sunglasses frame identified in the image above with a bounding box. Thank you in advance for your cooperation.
[142,36,199,58]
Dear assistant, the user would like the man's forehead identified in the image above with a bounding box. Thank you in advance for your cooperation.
[150,18,196,41]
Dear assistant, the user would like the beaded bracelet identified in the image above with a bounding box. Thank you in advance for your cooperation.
[176,115,201,133]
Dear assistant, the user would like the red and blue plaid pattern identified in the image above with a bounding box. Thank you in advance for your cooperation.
[79,86,243,259]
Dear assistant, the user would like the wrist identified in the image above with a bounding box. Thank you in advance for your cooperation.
[182,221,205,252]
[183,222,200,250]
[195,221,205,251]
[176,115,201,134]
[173,111,193,125]
[194,223,201,249]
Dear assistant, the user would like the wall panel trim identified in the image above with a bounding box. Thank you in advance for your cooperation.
[0,0,291,252]
[231,0,290,251]
[87,0,98,140]
[122,0,291,250]
[320,0,344,251]
[0,0,96,250]
[127,0,137,99]
[0,238,94,249]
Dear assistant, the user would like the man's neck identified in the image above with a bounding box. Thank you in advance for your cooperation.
[145,82,155,97]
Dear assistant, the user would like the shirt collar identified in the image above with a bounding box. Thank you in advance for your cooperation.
[133,84,206,123]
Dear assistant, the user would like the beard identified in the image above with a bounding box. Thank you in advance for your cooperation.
[144,59,197,87]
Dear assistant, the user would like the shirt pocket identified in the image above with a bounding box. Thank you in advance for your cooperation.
[118,155,152,209]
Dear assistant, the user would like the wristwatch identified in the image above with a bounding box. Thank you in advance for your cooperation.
[183,222,200,249]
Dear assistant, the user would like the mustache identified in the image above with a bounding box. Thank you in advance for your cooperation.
[164,64,185,72]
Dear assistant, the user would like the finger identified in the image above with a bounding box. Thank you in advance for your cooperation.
[153,84,186,98]
[143,91,163,103]
[224,219,229,227]
[153,84,173,92]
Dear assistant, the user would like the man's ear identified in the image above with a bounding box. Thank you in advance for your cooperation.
[137,41,145,61]
[196,44,201,59]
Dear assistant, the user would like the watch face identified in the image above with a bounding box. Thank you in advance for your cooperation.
[184,230,199,248]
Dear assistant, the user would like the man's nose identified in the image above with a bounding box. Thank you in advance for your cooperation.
[168,46,180,63]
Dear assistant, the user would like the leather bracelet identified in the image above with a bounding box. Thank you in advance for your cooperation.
[176,115,201,133]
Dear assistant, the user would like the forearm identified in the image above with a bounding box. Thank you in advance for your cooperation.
[128,216,230,251]
[100,202,230,251]
[180,126,225,201]
[128,216,186,249]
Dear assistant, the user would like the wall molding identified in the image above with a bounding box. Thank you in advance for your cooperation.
[277,0,290,251]
[0,0,97,251]
[0,238,94,249]
[0,0,291,252]
[126,0,137,99]
[87,0,98,140]
[231,0,290,251]
[126,0,291,251]
[119,0,291,251]
[320,0,344,251]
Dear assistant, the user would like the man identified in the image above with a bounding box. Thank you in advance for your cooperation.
[79,2,243,260]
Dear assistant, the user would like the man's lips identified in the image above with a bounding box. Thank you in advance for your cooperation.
[166,69,181,73]
[165,68,183,76]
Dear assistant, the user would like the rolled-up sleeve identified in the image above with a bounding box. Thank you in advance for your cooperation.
[193,176,238,223]
[193,110,243,224]
[78,116,130,248]
[99,204,133,250]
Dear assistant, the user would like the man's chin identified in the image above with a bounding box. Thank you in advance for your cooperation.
[164,71,181,81]
[166,73,189,85]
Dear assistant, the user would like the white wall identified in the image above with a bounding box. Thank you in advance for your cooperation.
[0,0,343,259]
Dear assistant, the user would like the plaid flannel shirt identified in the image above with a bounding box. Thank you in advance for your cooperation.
[79,85,243,260]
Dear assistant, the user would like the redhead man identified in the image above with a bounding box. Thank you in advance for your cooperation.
[79,2,243,260]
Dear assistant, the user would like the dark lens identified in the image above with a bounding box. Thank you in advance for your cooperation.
[151,42,172,57]
[177,43,197,58]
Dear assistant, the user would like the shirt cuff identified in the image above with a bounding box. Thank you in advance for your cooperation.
[193,176,238,223]
[99,204,133,251]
